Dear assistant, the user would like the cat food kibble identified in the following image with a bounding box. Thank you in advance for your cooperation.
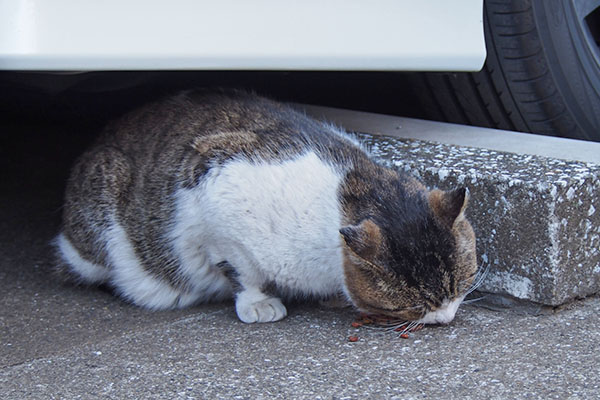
[351,313,425,339]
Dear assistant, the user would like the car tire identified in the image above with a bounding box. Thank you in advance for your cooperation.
[411,0,600,141]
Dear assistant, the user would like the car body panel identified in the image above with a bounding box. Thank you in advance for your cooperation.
[0,0,485,71]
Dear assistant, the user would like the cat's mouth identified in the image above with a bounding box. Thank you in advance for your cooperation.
[357,294,466,326]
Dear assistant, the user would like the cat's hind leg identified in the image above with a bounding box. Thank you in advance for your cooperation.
[54,232,111,284]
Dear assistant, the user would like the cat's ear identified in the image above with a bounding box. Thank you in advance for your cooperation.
[428,187,469,227]
[339,219,383,260]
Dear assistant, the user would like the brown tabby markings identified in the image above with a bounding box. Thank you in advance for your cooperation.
[339,170,477,320]
[58,89,478,323]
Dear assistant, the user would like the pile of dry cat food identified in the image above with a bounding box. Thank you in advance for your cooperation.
[348,313,424,342]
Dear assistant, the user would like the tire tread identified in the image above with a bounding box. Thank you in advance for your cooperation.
[414,0,590,139]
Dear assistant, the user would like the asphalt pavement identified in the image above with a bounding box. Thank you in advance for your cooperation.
[1,117,599,399]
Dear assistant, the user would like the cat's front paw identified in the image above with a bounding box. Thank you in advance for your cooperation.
[235,289,287,323]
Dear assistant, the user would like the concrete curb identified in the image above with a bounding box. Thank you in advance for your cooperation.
[302,105,600,306]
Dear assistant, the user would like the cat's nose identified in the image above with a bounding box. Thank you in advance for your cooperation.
[418,296,464,325]
[418,308,455,325]
[431,310,456,325]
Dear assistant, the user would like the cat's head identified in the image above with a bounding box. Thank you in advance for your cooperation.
[340,187,478,325]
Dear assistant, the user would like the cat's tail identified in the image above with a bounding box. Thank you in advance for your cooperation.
[52,232,111,285]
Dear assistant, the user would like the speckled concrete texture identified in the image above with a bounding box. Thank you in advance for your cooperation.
[3,298,600,399]
[362,135,600,306]
[2,117,600,399]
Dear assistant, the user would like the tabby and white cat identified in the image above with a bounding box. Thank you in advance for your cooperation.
[55,90,478,324]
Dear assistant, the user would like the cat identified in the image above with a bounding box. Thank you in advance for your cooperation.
[55,89,478,324]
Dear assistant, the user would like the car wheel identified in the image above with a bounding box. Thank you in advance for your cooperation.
[411,0,600,141]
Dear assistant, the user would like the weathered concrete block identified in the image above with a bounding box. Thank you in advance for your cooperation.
[363,134,600,306]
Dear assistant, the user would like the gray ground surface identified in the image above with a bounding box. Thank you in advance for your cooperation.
[2,119,599,399]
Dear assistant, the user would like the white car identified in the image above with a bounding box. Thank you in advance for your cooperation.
[1,0,598,141]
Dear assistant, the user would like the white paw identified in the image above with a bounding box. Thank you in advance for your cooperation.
[235,290,287,323]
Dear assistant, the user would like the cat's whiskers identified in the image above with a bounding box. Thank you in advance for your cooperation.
[385,323,405,332]
[396,321,413,334]
[462,265,489,297]
[461,296,487,305]
[459,268,490,305]
[397,320,423,335]
[362,318,423,335]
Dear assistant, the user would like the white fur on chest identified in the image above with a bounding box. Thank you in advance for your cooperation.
[172,151,346,297]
